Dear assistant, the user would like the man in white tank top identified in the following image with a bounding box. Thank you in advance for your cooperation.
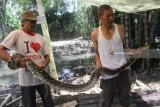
[0,10,54,107]
[91,5,143,107]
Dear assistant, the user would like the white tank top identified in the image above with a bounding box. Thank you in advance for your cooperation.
[98,24,126,79]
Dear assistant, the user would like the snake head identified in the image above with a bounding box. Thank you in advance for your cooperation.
[7,53,26,70]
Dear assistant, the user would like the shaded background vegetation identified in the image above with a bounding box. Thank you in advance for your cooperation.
[0,0,160,47]
[0,0,98,41]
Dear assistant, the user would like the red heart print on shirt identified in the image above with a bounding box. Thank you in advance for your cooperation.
[30,42,41,52]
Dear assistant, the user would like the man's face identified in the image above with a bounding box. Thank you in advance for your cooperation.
[100,9,114,28]
[23,19,37,32]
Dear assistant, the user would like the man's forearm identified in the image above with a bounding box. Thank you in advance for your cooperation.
[124,48,137,54]
[96,54,102,68]
[0,50,11,62]
[41,55,50,67]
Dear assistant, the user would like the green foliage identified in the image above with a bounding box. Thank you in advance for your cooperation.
[4,0,98,39]
[0,32,2,40]
[10,0,37,10]
[72,4,97,35]
[45,1,97,38]
[0,15,4,24]
[6,8,21,30]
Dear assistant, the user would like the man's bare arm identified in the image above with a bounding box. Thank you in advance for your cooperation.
[91,29,102,68]
[0,45,29,68]
[118,25,138,54]
[0,45,11,62]
[39,54,50,69]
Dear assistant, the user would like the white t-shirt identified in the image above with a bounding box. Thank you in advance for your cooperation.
[98,24,126,80]
[1,30,50,86]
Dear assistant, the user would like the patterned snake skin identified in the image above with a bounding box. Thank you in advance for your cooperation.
[7,53,139,92]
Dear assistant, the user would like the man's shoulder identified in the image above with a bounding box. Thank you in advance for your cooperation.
[10,29,21,33]
[116,24,124,30]
[35,33,45,40]
[116,24,125,39]
[91,27,99,36]
[35,33,43,37]
[7,29,22,36]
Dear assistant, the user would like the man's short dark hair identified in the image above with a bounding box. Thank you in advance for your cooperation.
[97,4,112,17]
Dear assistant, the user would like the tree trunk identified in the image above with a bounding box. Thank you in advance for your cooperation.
[0,0,8,41]
[143,11,150,71]
[36,0,58,80]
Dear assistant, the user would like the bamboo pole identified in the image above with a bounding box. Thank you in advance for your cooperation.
[36,0,58,80]
[144,12,149,46]
[143,11,150,71]
[125,13,129,45]
[134,14,138,46]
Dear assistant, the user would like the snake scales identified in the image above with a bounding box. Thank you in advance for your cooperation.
[7,53,139,92]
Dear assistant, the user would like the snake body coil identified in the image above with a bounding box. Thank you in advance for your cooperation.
[7,53,137,92]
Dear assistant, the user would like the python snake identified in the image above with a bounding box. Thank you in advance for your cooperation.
[7,53,140,92]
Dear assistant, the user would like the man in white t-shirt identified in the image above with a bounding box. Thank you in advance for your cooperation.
[0,10,54,107]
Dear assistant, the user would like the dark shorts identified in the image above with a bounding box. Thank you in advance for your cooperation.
[100,70,131,107]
